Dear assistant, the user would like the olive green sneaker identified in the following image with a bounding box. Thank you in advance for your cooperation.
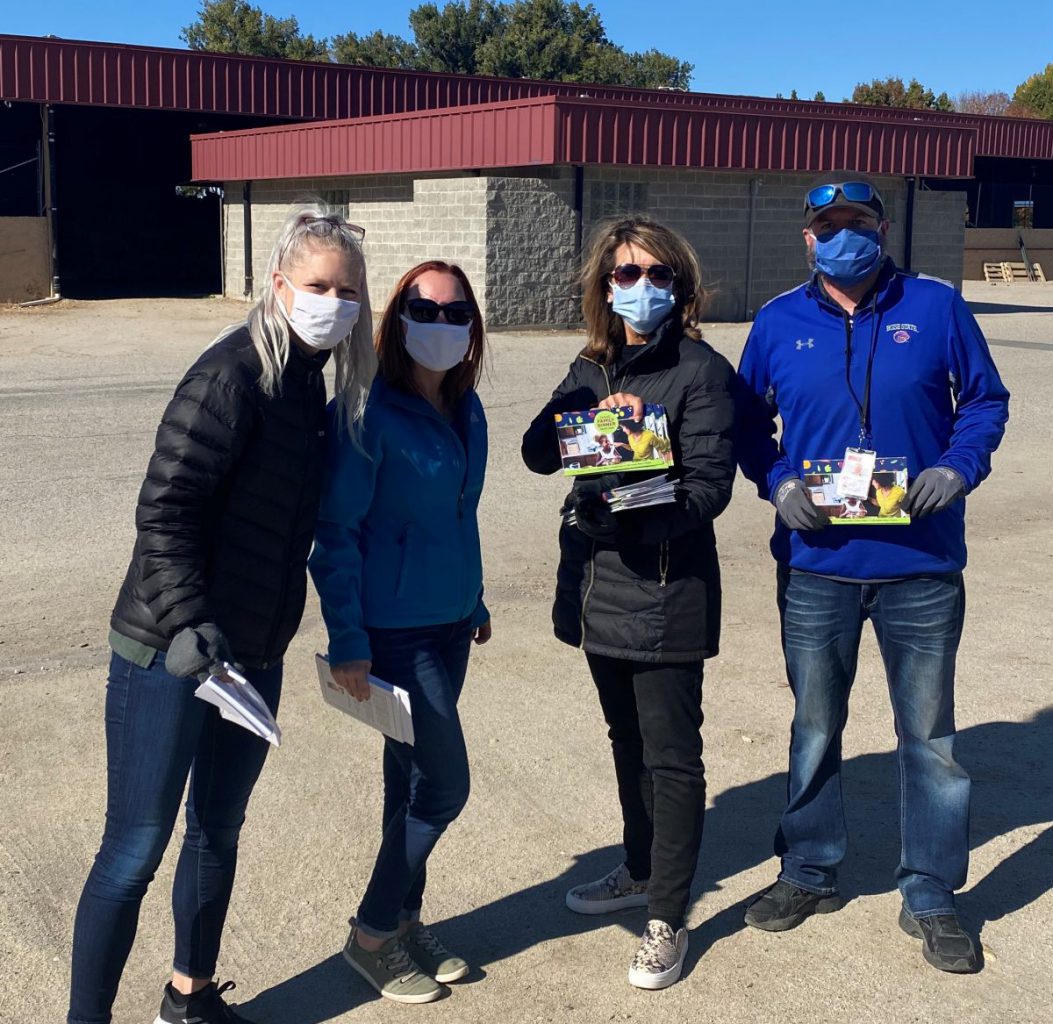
[402,922,470,983]
[341,921,445,1004]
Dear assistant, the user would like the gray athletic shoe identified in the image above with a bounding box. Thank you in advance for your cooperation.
[402,922,470,983]
[627,920,689,990]
[341,921,445,1004]
[565,863,650,915]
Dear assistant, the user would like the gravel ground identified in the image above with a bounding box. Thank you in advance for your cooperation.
[1,281,1051,1024]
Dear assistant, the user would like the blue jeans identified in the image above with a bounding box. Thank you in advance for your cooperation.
[68,652,282,1024]
[775,567,969,917]
[356,620,473,938]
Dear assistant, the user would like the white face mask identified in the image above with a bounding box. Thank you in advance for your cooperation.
[400,314,472,372]
[276,275,360,350]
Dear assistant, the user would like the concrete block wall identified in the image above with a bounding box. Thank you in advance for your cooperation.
[912,190,967,284]
[221,167,969,327]
[483,173,578,327]
[222,173,488,315]
[581,168,909,321]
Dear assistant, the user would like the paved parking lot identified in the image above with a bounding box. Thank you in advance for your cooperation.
[1,283,1051,1023]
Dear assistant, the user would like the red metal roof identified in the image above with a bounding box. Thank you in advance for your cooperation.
[4,33,1049,168]
[191,95,977,181]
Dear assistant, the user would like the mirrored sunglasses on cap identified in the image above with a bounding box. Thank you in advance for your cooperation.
[805,182,882,216]
[611,263,675,289]
[404,298,475,326]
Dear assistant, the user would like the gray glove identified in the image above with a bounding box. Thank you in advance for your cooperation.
[903,467,964,519]
[165,623,233,681]
[774,477,829,531]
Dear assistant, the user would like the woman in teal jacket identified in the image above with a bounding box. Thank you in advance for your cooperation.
[310,260,490,1005]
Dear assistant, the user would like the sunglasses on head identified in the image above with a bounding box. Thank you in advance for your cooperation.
[611,263,675,289]
[405,297,475,327]
[805,182,881,214]
[299,214,366,240]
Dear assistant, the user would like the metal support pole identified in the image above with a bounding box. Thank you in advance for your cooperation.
[743,177,760,321]
[242,181,253,297]
[904,176,916,272]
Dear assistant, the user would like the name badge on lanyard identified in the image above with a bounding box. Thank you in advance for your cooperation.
[836,447,877,499]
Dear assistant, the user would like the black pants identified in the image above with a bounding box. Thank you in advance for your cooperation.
[585,652,706,930]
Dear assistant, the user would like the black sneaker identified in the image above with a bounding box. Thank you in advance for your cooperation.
[899,908,979,973]
[154,980,255,1024]
[744,879,845,932]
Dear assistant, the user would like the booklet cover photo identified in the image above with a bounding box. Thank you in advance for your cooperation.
[554,405,674,477]
[802,456,911,525]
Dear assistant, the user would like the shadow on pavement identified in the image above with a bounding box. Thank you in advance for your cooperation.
[966,301,1053,315]
[248,707,1053,1017]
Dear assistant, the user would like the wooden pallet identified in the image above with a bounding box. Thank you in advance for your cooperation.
[985,261,1047,283]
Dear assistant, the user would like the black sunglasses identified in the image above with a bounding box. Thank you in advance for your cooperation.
[405,298,475,327]
[611,263,675,289]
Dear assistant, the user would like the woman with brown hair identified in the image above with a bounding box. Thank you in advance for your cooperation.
[310,261,490,1004]
[522,217,736,989]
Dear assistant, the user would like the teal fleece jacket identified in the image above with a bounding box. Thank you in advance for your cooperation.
[309,376,489,664]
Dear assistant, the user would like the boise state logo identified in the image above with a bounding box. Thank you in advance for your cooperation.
[886,322,918,345]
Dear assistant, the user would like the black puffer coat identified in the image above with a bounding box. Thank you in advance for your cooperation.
[110,327,330,668]
[521,318,735,663]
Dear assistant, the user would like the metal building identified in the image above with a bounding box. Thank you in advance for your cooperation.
[3,33,1052,314]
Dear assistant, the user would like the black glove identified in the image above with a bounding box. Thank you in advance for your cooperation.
[165,623,234,681]
[571,480,620,541]
[903,467,964,519]
[774,477,829,531]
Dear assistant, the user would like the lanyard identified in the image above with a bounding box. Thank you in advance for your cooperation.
[844,295,880,448]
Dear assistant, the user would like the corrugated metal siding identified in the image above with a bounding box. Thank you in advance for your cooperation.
[4,34,1048,162]
[191,99,558,180]
[192,97,976,181]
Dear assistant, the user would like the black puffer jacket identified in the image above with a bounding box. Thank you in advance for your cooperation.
[522,318,735,663]
[110,327,330,668]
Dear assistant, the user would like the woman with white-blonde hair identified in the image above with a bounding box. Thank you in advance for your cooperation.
[67,202,375,1024]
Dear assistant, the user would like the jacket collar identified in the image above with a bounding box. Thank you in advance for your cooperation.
[805,258,899,317]
[373,374,471,425]
[610,313,685,372]
[285,340,331,378]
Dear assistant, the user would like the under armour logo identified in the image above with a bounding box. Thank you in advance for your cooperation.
[795,339,814,350]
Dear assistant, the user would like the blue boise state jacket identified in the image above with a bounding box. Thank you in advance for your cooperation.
[309,376,489,664]
[737,261,1009,579]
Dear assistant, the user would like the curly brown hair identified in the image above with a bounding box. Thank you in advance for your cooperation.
[579,216,707,363]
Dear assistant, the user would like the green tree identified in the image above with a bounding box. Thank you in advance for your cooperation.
[409,0,504,74]
[1013,64,1053,118]
[331,30,418,69]
[181,0,328,60]
[789,89,799,100]
[813,90,826,101]
[851,76,953,111]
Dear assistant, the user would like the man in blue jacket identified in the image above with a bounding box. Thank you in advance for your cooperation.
[736,176,1009,973]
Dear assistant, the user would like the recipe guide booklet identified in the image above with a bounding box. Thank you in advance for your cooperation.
[801,456,911,525]
[554,405,675,477]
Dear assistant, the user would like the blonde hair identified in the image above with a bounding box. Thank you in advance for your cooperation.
[579,216,707,363]
[216,201,376,436]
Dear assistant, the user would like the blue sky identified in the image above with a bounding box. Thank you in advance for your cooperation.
[6,1,1049,101]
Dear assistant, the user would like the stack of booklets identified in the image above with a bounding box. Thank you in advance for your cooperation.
[315,654,416,745]
[195,664,282,747]
[563,474,677,525]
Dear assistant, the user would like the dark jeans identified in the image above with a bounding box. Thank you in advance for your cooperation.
[585,652,706,931]
[356,619,474,938]
[776,567,969,917]
[67,652,282,1024]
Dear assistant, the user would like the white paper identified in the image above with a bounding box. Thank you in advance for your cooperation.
[315,654,415,746]
[194,663,282,748]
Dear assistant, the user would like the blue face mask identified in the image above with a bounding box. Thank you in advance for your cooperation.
[812,228,883,285]
[611,278,676,335]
